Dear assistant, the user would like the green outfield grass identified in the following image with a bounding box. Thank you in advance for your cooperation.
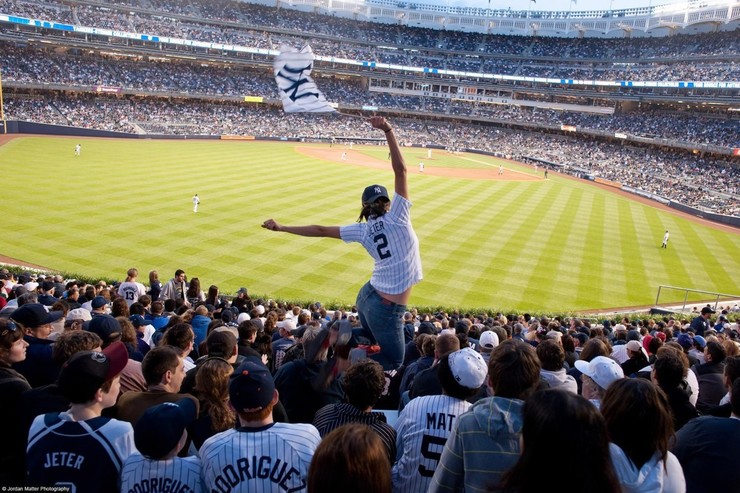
[1,136,738,312]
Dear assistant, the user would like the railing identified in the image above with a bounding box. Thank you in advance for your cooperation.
[655,285,740,312]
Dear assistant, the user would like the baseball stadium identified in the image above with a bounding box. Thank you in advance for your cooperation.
[1,0,740,491]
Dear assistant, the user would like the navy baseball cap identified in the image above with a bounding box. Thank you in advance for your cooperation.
[361,184,389,204]
[134,399,197,460]
[85,314,121,345]
[91,296,108,309]
[10,303,63,329]
[129,314,149,328]
[229,361,275,412]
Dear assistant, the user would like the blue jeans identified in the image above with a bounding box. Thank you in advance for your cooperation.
[355,281,406,370]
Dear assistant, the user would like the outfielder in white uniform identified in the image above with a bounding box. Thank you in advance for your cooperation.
[392,348,487,493]
[201,360,320,493]
[661,230,670,248]
[121,399,204,493]
[74,144,81,156]
[419,162,424,173]
[193,194,200,213]
[262,116,422,371]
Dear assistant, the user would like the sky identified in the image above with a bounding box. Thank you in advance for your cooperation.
[438,0,668,11]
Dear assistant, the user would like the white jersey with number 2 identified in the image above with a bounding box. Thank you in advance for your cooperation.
[340,194,422,295]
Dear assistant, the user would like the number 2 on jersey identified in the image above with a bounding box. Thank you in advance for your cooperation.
[374,233,392,259]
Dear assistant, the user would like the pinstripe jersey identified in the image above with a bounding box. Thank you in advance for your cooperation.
[120,453,204,493]
[340,194,422,295]
[26,412,136,493]
[392,395,472,493]
[200,422,320,493]
[312,402,397,463]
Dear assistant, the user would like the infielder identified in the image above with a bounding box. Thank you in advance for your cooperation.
[262,116,422,370]
[200,361,320,492]
[661,230,670,248]
[419,162,424,173]
[193,194,200,213]
[498,164,504,175]
[392,348,487,493]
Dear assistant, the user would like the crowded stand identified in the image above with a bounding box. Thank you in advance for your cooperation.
[2,44,739,148]
[1,0,739,82]
[0,266,739,491]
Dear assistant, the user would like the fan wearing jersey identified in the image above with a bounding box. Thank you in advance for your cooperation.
[26,342,136,493]
[118,268,147,308]
[200,360,321,493]
[393,348,487,493]
[121,399,204,493]
[262,116,422,370]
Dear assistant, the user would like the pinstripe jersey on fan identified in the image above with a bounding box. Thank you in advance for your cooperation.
[340,194,422,295]
[200,423,320,493]
[392,394,472,493]
[120,453,204,493]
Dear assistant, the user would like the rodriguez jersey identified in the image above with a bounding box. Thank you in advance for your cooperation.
[200,423,320,493]
[120,453,204,493]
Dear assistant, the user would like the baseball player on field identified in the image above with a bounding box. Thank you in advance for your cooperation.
[263,116,422,371]
[200,360,321,492]
[121,399,204,493]
[392,348,487,493]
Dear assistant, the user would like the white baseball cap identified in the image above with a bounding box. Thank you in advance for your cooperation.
[479,330,499,350]
[575,356,624,391]
[448,347,488,389]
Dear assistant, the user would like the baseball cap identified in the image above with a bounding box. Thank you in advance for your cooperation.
[57,341,128,402]
[41,280,55,292]
[479,330,499,350]
[11,303,63,329]
[91,296,108,309]
[255,305,265,316]
[129,314,150,328]
[417,321,436,335]
[692,335,707,349]
[134,399,197,459]
[85,314,121,346]
[237,287,248,295]
[676,333,693,350]
[278,319,296,333]
[613,324,627,333]
[66,308,92,323]
[229,361,275,412]
[447,347,487,389]
[361,184,389,204]
[575,356,624,391]
[23,281,39,291]
[625,340,643,353]
[237,312,251,324]
[701,306,716,315]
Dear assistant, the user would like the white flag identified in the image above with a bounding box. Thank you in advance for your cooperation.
[274,44,336,113]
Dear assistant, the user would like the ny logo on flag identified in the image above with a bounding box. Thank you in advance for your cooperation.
[273,44,336,113]
[275,62,320,103]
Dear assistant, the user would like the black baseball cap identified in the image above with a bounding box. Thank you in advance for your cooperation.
[361,184,389,204]
[57,341,128,403]
[701,307,716,315]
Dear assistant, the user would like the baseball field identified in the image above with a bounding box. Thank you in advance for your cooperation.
[1,135,738,312]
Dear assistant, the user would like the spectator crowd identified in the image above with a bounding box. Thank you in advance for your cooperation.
[1,266,740,492]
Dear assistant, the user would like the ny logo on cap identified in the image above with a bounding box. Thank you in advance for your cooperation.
[91,353,107,363]
[375,186,382,194]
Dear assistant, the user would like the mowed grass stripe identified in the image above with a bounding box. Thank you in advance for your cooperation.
[1,137,738,310]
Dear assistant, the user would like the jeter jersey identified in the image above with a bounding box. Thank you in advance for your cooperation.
[120,453,204,493]
[340,194,422,295]
[392,395,472,493]
[27,412,136,493]
[200,423,320,493]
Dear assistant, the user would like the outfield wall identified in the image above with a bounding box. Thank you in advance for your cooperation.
[4,121,737,227]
